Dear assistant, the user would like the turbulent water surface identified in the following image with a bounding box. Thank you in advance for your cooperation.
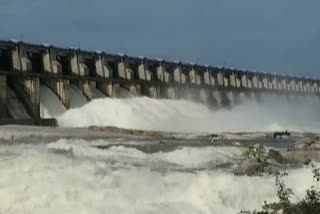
[1,85,320,214]
[0,139,317,214]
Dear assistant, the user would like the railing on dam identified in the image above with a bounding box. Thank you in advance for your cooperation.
[0,40,319,123]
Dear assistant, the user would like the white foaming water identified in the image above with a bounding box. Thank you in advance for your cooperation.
[47,139,243,170]
[37,85,320,133]
[56,95,320,133]
[0,140,317,214]
[40,85,67,118]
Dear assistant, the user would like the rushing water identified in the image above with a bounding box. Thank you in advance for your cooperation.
[38,85,320,133]
[0,139,316,214]
[1,85,319,213]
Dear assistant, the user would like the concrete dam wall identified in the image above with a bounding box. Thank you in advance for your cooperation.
[0,40,319,125]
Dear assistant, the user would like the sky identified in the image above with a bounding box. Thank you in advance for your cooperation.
[0,0,319,77]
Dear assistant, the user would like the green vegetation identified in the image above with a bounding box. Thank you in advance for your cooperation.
[237,145,290,176]
[239,145,320,214]
[241,145,270,176]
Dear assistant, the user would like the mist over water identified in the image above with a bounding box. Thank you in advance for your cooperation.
[38,85,320,133]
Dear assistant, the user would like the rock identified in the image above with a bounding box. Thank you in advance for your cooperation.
[234,159,268,176]
[294,136,320,150]
[295,137,313,150]
[280,150,320,163]
[235,148,302,176]
[89,126,164,138]
[278,136,320,165]
[268,149,288,165]
[48,146,74,157]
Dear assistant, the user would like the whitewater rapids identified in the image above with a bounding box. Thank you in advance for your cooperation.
[39,85,320,133]
[0,85,320,214]
[2,85,320,214]
[0,139,316,214]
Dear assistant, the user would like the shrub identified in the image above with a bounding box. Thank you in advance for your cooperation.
[239,166,320,214]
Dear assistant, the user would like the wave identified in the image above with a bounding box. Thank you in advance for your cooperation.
[0,140,316,214]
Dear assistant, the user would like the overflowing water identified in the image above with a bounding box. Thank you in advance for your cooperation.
[38,85,320,133]
[40,86,67,118]
[2,85,320,213]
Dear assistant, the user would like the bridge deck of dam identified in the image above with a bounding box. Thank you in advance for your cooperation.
[0,40,317,83]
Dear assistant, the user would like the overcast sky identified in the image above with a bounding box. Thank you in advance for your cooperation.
[0,0,319,77]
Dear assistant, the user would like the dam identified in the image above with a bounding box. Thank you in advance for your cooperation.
[0,40,319,125]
